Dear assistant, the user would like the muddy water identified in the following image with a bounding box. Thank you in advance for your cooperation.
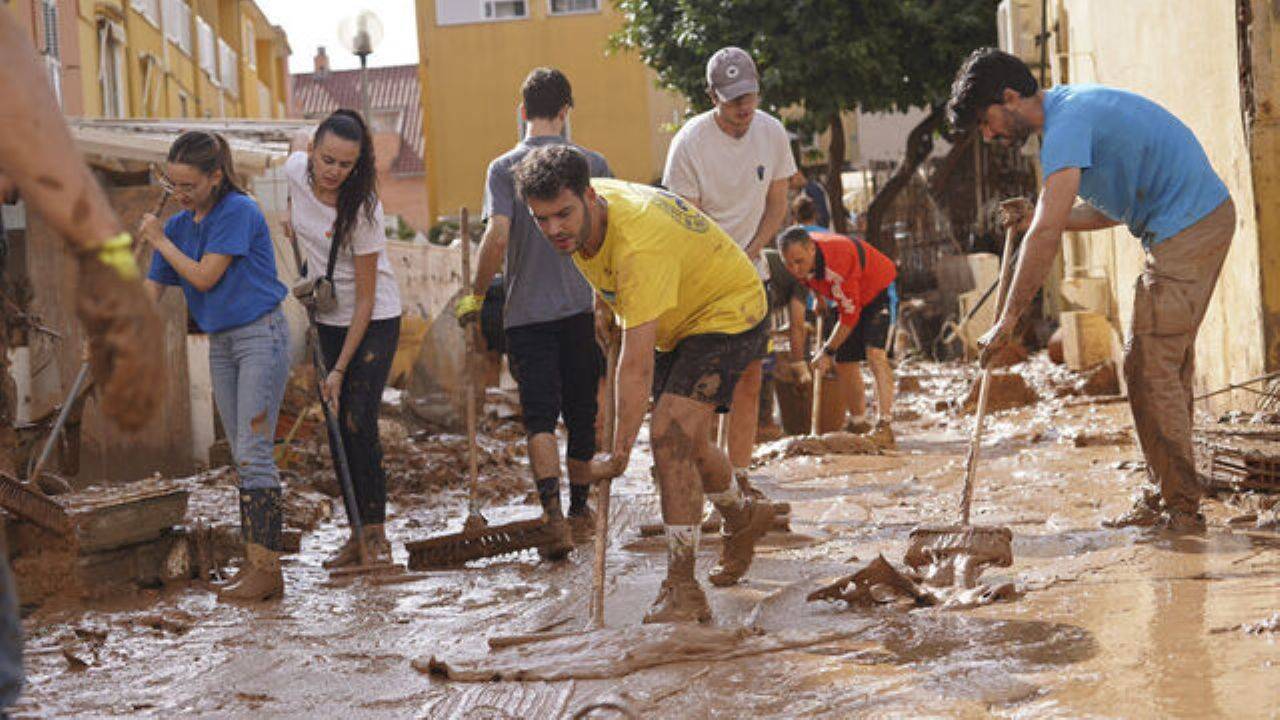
[14,359,1280,718]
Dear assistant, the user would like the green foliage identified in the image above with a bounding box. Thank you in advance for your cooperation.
[611,0,999,123]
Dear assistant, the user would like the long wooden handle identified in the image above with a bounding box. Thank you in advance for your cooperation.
[461,209,480,513]
[810,312,826,436]
[590,477,611,629]
[959,219,1020,524]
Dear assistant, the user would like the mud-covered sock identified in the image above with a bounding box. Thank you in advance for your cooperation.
[535,477,562,518]
[664,523,701,572]
[568,482,590,516]
[706,479,746,513]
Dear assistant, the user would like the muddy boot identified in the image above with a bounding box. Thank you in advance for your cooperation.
[708,498,776,587]
[845,415,873,434]
[322,534,361,569]
[219,488,283,602]
[219,543,283,602]
[643,533,711,624]
[538,513,573,561]
[870,420,896,450]
[568,506,596,545]
[1160,510,1207,535]
[361,524,393,564]
[1102,489,1163,529]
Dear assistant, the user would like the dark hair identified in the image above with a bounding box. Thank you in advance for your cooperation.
[791,194,815,224]
[513,144,590,202]
[947,47,1038,131]
[522,67,574,120]
[311,109,378,248]
[168,131,246,203]
[777,224,813,252]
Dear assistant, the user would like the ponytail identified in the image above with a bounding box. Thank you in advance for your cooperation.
[168,131,246,204]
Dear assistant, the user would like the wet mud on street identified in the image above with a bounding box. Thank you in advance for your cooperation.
[13,357,1280,718]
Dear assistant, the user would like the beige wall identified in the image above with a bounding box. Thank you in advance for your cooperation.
[1059,0,1264,408]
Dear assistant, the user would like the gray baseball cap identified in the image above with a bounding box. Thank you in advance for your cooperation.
[706,46,759,102]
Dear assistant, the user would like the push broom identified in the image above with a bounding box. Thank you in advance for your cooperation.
[405,208,559,570]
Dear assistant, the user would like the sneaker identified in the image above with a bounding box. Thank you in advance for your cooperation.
[870,421,896,450]
[708,499,776,587]
[538,514,573,561]
[1101,502,1163,529]
[568,507,596,545]
[642,578,712,624]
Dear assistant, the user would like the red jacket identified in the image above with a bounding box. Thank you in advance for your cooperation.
[803,232,897,329]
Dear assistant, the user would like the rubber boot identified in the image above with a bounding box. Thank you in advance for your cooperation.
[217,490,254,588]
[708,498,776,587]
[361,523,393,564]
[537,492,573,561]
[220,488,284,602]
[322,535,361,569]
[643,554,711,624]
[568,506,596,545]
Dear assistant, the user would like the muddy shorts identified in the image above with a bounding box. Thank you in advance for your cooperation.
[825,287,891,362]
[652,319,769,413]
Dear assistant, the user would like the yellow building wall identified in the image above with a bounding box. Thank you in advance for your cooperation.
[1059,0,1265,409]
[415,0,685,223]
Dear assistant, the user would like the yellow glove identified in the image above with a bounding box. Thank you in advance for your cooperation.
[95,232,140,281]
[454,293,484,324]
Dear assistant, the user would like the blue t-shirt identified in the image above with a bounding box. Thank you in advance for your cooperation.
[1040,84,1229,246]
[147,191,287,333]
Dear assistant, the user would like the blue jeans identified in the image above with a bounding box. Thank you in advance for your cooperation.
[209,305,291,491]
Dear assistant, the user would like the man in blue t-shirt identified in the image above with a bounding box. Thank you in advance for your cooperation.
[948,48,1235,535]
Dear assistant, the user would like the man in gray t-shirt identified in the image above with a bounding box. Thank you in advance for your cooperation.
[456,68,611,558]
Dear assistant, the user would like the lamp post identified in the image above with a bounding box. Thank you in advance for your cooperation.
[338,10,383,123]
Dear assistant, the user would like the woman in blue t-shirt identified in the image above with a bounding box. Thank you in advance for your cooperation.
[138,131,291,602]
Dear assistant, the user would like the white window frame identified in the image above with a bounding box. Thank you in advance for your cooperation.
[196,16,217,83]
[218,37,239,97]
[163,0,193,56]
[130,0,160,27]
[244,22,256,69]
[548,0,598,16]
[436,0,529,26]
[38,0,62,107]
[97,19,128,118]
[484,1,527,20]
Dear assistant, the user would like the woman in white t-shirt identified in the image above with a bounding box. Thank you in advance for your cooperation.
[285,110,402,567]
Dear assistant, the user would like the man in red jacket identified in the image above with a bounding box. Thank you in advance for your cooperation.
[779,225,898,446]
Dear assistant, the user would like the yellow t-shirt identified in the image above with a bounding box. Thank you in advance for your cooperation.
[573,178,767,352]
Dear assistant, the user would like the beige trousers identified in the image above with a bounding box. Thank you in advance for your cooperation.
[1123,199,1235,515]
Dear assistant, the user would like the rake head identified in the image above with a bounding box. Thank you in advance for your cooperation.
[405,516,559,570]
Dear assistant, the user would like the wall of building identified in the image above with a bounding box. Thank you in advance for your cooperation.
[1057,0,1266,408]
[381,174,432,236]
[415,0,685,223]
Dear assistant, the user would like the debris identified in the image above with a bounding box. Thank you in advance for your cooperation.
[961,372,1037,413]
[897,375,924,394]
[806,554,1021,610]
[1071,429,1133,448]
[755,431,880,461]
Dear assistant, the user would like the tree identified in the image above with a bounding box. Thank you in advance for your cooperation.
[611,0,998,250]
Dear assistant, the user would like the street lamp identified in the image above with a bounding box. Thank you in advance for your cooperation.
[338,10,384,123]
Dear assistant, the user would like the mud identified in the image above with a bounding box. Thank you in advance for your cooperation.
[961,371,1038,412]
[74,256,165,431]
[12,353,1280,718]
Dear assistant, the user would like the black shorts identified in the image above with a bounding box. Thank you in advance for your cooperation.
[504,312,603,461]
[653,319,769,413]
[824,288,892,363]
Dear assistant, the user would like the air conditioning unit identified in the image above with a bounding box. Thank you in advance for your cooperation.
[997,0,1044,66]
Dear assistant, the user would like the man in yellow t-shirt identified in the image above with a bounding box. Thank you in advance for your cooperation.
[513,145,775,624]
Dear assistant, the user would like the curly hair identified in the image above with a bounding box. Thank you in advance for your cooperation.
[522,67,573,120]
[513,144,590,202]
[947,47,1038,131]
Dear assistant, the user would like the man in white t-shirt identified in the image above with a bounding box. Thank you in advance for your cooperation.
[662,46,797,494]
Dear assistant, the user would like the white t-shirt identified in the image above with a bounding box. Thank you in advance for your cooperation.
[284,151,402,326]
[662,109,798,278]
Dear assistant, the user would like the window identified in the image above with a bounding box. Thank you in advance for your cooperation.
[140,53,161,117]
[196,16,217,82]
[97,19,127,118]
[257,81,270,118]
[436,0,528,25]
[484,1,526,19]
[217,38,238,96]
[130,0,160,26]
[549,0,597,14]
[243,22,256,69]
[38,0,62,107]
[164,0,193,55]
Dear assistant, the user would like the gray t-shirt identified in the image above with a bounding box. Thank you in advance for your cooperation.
[483,135,612,329]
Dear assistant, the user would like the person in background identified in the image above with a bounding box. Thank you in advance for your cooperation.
[140,132,291,601]
[662,46,797,497]
[455,68,612,557]
[286,110,403,566]
[801,170,833,230]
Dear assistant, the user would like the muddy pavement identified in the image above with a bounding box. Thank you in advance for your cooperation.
[15,357,1280,718]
